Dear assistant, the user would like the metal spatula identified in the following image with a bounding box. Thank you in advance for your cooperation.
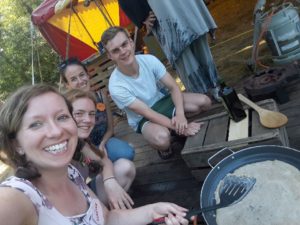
[151,175,256,225]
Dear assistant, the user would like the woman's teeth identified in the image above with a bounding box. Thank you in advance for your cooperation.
[44,141,67,154]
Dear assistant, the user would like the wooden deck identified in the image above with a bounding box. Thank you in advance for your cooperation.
[112,1,300,223]
[113,73,300,224]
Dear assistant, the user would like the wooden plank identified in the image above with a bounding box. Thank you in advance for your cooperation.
[204,114,228,145]
[228,110,249,141]
[191,168,211,182]
[181,99,290,169]
[133,160,193,185]
[132,178,201,210]
[89,71,111,85]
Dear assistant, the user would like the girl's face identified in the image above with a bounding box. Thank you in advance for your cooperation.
[16,92,78,171]
[64,64,90,92]
[72,97,96,139]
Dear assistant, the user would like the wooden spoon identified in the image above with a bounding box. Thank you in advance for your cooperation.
[238,94,288,128]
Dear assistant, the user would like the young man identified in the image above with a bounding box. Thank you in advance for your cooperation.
[102,26,212,159]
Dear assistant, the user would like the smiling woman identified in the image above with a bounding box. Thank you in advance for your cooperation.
[64,88,136,210]
[0,83,191,225]
[0,84,77,179]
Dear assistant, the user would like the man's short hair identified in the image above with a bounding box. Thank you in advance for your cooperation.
[101,26,130,47]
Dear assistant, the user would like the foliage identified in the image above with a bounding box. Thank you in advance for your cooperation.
[0,0,60,100]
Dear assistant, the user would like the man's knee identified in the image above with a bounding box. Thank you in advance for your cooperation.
[152,130,171,150]
[202,94,212,110]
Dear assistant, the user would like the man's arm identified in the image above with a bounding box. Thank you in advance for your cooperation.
[159,72,188,135]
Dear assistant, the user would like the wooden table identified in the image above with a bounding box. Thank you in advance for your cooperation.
[181,99,289,181]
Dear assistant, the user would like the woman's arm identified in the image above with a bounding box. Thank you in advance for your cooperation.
[82,143,134,210]
[0,188,37,225]
[106,202,189,225]
[88,185,188,225]
[98,89,114,152]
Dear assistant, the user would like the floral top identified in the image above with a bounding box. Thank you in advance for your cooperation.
[0,165,104,225]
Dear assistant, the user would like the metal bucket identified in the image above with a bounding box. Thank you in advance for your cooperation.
[260,3,300,64]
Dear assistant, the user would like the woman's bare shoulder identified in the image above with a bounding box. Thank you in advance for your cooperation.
[0,187,37,225]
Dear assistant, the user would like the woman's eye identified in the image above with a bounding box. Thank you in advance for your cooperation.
[89,112,96,117]
[74,112,84,118]
[29,121,42,129]
[71,77,78,82]
[58,114,70,121]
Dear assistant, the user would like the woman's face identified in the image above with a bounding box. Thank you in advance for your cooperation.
[16,92,78,171]
[64,64,90,92]
[72,97,96,139]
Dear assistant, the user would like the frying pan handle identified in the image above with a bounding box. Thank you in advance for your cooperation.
[208,147,234,168]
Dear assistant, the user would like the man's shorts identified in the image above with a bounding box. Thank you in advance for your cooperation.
[136,95,175,133]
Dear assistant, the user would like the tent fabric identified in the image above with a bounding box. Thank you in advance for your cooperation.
[32,0,131,61]
[32,0,59,25]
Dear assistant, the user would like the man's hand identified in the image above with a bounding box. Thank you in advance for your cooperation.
[104,178,134,210]
[182,122,203,136]
[143,11,156,35]
[172,114,188,135]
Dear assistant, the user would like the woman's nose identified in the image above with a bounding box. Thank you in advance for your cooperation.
[46,121,63,138]
[82,113,94,122]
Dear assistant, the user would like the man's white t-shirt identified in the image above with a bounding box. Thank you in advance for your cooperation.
[109,54,166,131]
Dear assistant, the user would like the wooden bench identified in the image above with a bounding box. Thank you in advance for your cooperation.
[181,99,290,182]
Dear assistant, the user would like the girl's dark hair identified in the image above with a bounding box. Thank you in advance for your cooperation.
[0,84,73,180]
[58,57,87,83]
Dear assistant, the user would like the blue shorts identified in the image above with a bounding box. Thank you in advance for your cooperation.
[105,137,135,162]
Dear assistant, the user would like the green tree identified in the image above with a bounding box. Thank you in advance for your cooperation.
[0,0,60,100]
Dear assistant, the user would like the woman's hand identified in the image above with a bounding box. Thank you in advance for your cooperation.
[103,178,134,210]
[151,202,189,225]
[143,11,156,35]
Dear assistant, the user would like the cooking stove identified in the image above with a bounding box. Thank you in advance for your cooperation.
[243,62,300,103]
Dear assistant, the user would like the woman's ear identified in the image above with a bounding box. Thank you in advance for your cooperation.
[12,140,25,155]
[16,147,25,155]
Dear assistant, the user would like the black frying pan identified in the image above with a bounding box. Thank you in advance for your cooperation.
[200,145,300,225]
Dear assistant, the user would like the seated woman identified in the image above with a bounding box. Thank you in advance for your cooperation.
[0,84,189,225]
[65,89,135,209]
[59,57,135,162]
